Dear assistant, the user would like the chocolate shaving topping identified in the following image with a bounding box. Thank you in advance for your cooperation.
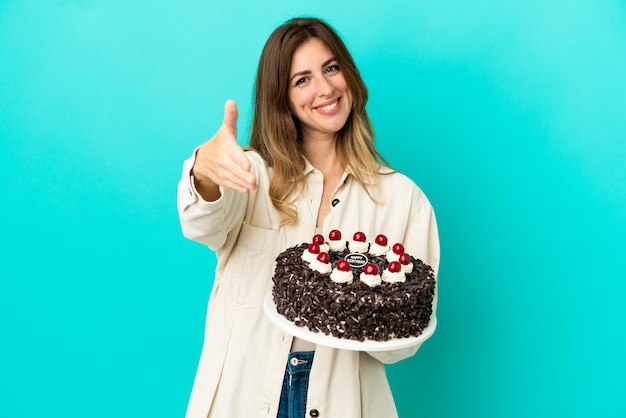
[271,243,436,341]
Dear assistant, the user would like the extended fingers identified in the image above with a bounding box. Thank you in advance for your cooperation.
[216,152,256,193]
[194,99,257,194]
[203,140,256,193]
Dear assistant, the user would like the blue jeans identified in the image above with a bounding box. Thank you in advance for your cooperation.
[277,351,315,418]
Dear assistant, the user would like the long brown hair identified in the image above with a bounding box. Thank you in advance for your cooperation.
[249,17,390,225]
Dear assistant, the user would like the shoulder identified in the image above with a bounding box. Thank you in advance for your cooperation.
[244,149,266,166]
[378,167,425,193]
[375,167,433,211]
[244,149,271,175]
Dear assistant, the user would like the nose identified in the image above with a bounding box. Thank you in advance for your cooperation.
[316,76,333,97]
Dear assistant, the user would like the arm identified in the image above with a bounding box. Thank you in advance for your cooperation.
[177,151,250,251]
[367,186,440,364]
[176,100,257,251]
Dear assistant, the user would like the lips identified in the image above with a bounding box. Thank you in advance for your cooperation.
[314,97,341,114]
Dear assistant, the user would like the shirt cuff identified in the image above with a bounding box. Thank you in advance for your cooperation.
[179,152,225,211]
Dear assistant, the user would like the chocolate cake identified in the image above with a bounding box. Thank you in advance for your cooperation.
[271,230,436,342]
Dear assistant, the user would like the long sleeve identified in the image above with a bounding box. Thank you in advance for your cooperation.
[366,182,440,364]
[177,150,249,252]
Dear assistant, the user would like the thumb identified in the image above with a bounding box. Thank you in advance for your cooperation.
[222,99,238,137]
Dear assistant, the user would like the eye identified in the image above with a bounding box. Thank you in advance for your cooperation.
[325,64,340,74]
[294,77,309,86]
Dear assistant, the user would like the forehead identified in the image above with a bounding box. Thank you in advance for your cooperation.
[290,38,334,72]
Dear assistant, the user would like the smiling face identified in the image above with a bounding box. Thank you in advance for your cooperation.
[288,37,353,143]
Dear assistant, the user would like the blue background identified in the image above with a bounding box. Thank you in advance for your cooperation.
[2,1,625,417]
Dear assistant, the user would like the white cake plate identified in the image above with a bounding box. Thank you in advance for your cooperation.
[263,292,437,352]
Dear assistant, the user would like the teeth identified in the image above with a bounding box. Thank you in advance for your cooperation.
[317,100,338,111]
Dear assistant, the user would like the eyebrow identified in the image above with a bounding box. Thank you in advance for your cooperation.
[289,57,337,82]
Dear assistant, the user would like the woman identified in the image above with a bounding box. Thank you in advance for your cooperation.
[177,17,439,418]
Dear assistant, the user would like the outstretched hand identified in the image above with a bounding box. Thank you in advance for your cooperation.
[192,100,257,200]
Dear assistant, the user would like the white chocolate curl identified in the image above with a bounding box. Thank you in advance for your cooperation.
[382,269,406,283]
[359,272,382,287]
[330,268,353,284]
[369,243,389,256]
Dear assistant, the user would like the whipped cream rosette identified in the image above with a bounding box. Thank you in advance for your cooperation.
[327,229,346,252]
[399,252,414,273]
[301,243,321,263]
[310,252,332,274]
[382,261,406,283]
[311,233,329,253]
[359,263,382,287]
[330,259,353,284]
[348,231,369,253]
[386,242,405,262]
[369,234,390,256]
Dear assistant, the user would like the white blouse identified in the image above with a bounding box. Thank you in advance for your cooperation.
[177,150,440,418]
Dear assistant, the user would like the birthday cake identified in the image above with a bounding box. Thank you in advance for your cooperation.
[271,230,436,342]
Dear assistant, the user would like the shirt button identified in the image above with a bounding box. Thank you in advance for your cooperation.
[309,409,319,417]
[290,357,299,366]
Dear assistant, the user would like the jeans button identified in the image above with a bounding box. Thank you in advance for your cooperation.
[290,357,299,366]
[309,409,319,417]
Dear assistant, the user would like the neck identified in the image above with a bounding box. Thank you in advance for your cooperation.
[302,136,344,175]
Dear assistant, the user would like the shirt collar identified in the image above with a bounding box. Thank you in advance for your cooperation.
[302,155,382,186]
[302,156,317,177]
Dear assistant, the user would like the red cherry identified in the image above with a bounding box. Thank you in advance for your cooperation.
[392,243,404,255]
[317,252,330,264]
[388,261,401,273]
[336,260,351,272]
[307,243,320,254]
[353,232,366,242]
[399,253,411,265]
[312,234,325,245]
[364,263,378,275]
[375,234,388,246]
[329,229,342,240]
